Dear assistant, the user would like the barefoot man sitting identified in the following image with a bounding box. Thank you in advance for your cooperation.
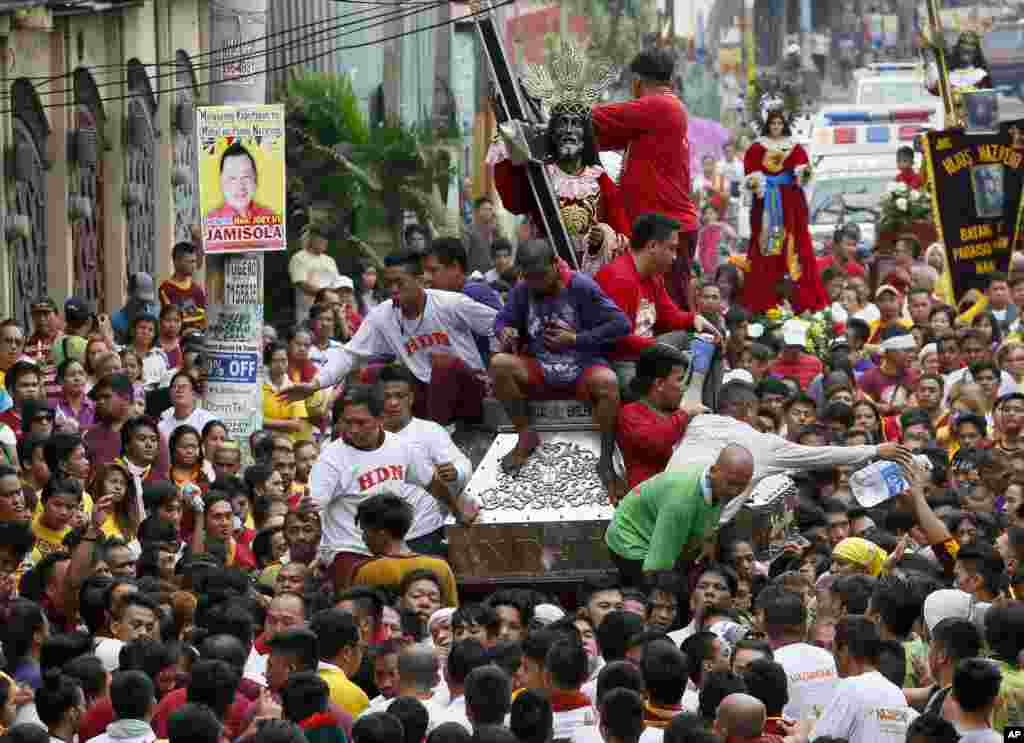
[490,239,630,491]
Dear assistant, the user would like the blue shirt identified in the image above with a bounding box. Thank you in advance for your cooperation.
[464,279,503,365]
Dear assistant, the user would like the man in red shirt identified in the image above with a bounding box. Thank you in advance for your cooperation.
[616,344,705,491]
[769,320,823,389]
[595,213,718,388]
[592,48,697,310]
[817,225,866,279]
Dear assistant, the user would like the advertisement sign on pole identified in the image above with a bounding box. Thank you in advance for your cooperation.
[204,255,265,443]
[197,104,286,255]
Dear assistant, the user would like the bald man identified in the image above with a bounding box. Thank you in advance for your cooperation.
[714,693,770,742]
[606,443,754,585]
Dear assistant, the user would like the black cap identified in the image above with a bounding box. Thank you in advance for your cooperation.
[65,297,91,325]
[88,372,135,401]
[21,399,55,421]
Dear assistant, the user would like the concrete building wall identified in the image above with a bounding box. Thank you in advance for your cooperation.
[0,0,204,322]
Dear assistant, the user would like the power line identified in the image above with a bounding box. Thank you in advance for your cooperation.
[0,0,514,116]
[15,0,447,86]
[15,1,439,99]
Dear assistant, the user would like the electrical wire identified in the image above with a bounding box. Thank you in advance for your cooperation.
[17,1,443,98]
[14,0,451,85]
[0,0,514,116]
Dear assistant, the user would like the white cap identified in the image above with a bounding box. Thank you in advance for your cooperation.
[723,369,754,385]
[532,604,566,626]
[881,333,917,352]
[337,275,355,290]
[781,318,808,348]
[923,589,989,633]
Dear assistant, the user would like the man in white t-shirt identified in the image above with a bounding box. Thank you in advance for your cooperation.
[308,385,478,589]
[756,586,838,721]
[809,616,916,743]
[289,225,341,322]
[377,365,474,527]
[282,250,498,427]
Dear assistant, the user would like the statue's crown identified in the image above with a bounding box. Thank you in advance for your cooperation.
[520,40,618,117]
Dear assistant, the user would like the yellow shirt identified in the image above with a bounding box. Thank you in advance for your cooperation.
[100,514,131,540]
[318,662,369,717]
[351,555,460,608]
[262,382,313,442]
[31,514,71,564]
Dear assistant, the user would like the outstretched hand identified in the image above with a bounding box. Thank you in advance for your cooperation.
[876,443,915,472]
[278,382,318,403]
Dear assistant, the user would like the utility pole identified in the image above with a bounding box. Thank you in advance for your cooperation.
[204,0,270,458]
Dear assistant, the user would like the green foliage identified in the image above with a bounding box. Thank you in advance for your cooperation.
[284,72,460,244]
[285,72,370,147]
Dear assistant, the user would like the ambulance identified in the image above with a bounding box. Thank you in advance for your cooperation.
[853,62,934,107]
[805,102,942,255]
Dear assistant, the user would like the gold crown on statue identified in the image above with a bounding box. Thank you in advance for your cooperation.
[520,40,618,117]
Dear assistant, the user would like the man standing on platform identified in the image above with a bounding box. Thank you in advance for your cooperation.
[592,48,698,310]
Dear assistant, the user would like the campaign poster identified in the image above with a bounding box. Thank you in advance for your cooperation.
[197,104,286,254]
[922,129,1024,300]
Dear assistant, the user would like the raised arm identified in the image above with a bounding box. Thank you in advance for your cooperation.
[765,436,913,475]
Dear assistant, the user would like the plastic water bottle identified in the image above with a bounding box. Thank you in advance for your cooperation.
[850,455,932,508]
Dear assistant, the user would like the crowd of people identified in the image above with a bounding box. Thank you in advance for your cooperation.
[0,42,1022,743]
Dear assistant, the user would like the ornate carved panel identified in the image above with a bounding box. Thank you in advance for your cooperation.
[173,51,199,245]
[125,59,157,277]
[8,79,50,331]
[72,68,106,309]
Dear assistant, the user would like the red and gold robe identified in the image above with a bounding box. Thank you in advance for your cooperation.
[741,138,828,314]
[488,142,630,275]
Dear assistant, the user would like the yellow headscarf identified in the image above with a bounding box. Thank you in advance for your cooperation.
[833,537,888,577]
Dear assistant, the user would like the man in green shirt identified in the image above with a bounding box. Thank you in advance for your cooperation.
[606,443,754,586]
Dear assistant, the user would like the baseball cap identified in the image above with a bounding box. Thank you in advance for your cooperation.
[30,296,57,313]
[923,589,989,634]
[531,604,566,626]
[781,318,808,348]
[875,284,902,299]
[128,272,157,302]
[88,372,135,401]
[723,368,754,385]
[64,297,91,325]
[336,275,355,291]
